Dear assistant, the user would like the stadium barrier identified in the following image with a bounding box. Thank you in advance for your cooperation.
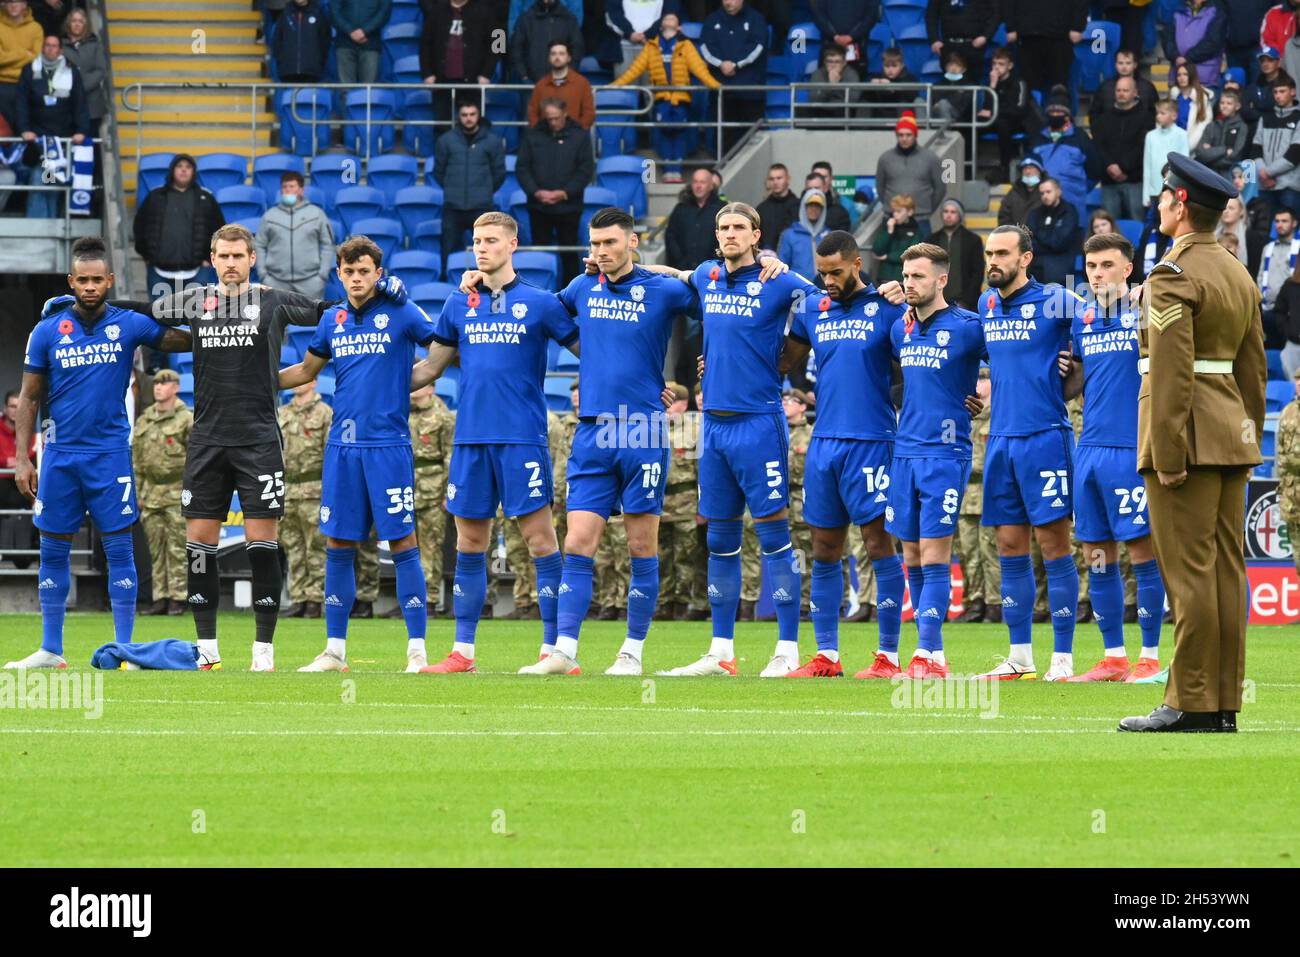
[0,136,101,269]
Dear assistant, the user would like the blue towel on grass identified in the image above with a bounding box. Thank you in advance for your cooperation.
[92,639,200,670]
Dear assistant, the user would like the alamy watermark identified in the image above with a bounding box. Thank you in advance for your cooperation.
[0,668,103,719]
[890,675,1000,719]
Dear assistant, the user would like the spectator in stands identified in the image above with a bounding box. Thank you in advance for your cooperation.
[805,42,862,126]
[863,46,919,117]
[1172,61,1215,148]
[1273,253,1300,376]
[980,46,1035,185]
[0,0,43,128]
[1245,49,1286,127]
[709,167,727,201]
[517,96,593,282]
[664,166,724,272]
[1093,75,1153,221]
[930,197,983,310]
[1144,97,1190,206]
[434,97,506,275]
[871,193,922,284]
[874,112,945,225]
[332,0,391,86]
[1100,1,1150,62]
[60,8,104,137]
[1025,87,1101,223]
[1225,0,1274,79]
[1194,88,1249,175]
[272,0,331,83]
[30,0,71,38]
[0,388,33,515]
[1217,230,1241,257]
[611,10,719,183]
[777,187,829,282]
[133,153,225,296]
[1088,208,1118,237]
[810,0,879,65]
[998,156,1043,225]
[1258,206,1299,349]
[810,160,852,230]
[1090,49,1159,124]
[511,0,583,83]
[1217,196,1263,272]
[420,0,500,126]
[755,163,799,248]
[1025,177,1079,286]
[15,33,88,217]
[1262,0,1300,57]
[1250,73,1300,215]
[1163,0,1228,91]
[508,0,580,34]
[699,0,767,155]
[526,39,594,128]
[926,0,999,78]
[596,1,679,70]
[932,48,975,130]
[255,171,335,298]
[1003,0,1087,99]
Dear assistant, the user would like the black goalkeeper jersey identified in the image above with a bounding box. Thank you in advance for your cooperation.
[120,284,325,448]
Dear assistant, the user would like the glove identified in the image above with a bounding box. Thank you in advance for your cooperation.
[376,275,407,306]
[42,295,75,319]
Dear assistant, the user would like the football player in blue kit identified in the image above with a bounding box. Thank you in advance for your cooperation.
[409,212,578,674]
[976,225,1086,681]
[887,243,987,678]
[775,231,910,678]
[6,236,191,670]
[278,236,439,673]
[1061,232,1166,683]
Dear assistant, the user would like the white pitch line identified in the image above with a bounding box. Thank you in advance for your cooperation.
[0,726,1293,737]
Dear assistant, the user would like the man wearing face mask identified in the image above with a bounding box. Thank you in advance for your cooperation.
[998,157,1044,227]
[1025,86,1102,224]
[254,170,335,299]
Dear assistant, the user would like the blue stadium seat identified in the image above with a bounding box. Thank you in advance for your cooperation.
[329,215,346,245]
[344,89,399,156]
[1268,349,1286,381]
[678,22,702,40]
[1226,66,1247,87]
[1267,380,1294,412]
[196,153,248,192]
[381,21,422,76]
[786,21,820,71]
[411,281,457,316]
[577,55,613,86]
[1260,423,1277,477]
[883,5,925,37]
[334,185,387,233]
[444,251,474,285]
[555,350,579,374]
[350,216,404,260]
[1086,185,1102,209]
[310,152,362,210]
[280,337,301,365]
[1116,218,1143,248]
[280,87,334,157]
[389,0,421,26]
[895,25,931,79]
[216,184,268,222]
[596,155,647,218]
[435,377,458,409]
[366,153,419,208]
[507,189,532,244]
[323,272,346,303]
[766,54,800,84]
[390,250,443,288]
[393,184,442,237]
[392,53,422,86]
[580,186,619,234]
[316,374,335,400]
[288,329,316,355]
[179,372,194,394]
[169,353,193,374]
[252,153,307,206]
[544,376,574,412]
[594,88,639,157]
[515,251,559,289]
[866,20,892,74]
[136,152,174,201]
[410,219,443,254]
[920,57,943,84]
[400,90,437,156]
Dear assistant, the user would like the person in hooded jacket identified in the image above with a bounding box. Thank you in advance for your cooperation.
[777,187,831,282]
[133,153,226,296]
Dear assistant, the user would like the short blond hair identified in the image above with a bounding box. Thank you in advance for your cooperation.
[474,211,518,235]
[210,223,255,254]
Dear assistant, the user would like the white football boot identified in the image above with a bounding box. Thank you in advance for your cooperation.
[3,649,67,669]
[297,650,349,673]
[759,654,798,678]
[405,650,428,673]
[974,658,1037,680]
[250,642,275,672]
[604,652,642,676]
[518,650,580,675]
[1042,653,1074,683]
[656,654,737,676]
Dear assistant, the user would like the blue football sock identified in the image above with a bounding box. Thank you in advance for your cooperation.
[38,536,72,656]
[872,554,904,654]
[391,546,427,640]
[1044,554,1079,654]
[453,550,488,646]
[1088,561,1126,652]
[906,562,923,639]
[555,553,594,643]
[533,550,562,645]
[917,563,951,653]
[707,519,743,640]
[627,556,658,642]
[102,531,138,645]
[756,519,800,645]
[1000,554,1035,646]
[810,559,843,653]
[1134,559,1165,652]
[324,547,357,642]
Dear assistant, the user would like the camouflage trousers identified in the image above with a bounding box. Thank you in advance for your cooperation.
[658,517,702,607]
[281,499,326,603]
[415,505,447,601]
[595,517,629,610]
[741,512,812,605]
[504,515,534,607]
[140,505,187,601]
[354,533,380,603]
[955,515,1001,607]
[851,537,876,607]
[690,524,709,611]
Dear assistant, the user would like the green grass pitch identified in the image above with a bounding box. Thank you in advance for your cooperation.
[1,614,1296,867]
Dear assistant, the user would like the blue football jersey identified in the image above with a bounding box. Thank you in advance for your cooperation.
[432,276,579,445]
[308,296,436,447]
[692,260,822,414]
[1071,298,1140,449]
[891,305,987,458]
[788,282,904,441]
[559,266,696,420]
[23,305,168,452]
[979,280,1081,436]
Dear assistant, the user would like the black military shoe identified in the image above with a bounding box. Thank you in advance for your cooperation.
[985,604,1003,623]
[1219,710,1238,733]
[737,599,756,621]
[141,599,168,616]
[685,607,709,621]
[1118,704,1221,733]
[1032,608,1049,623]
[167,599,187,616]
[597,605,618,621]
[957,598,985,623]
[1076,599,1094,624]
[1123,604,1138,624]
[303,601,321,619]
[350,601,373,619]
[280,602,305,618]
[380,605,404,619]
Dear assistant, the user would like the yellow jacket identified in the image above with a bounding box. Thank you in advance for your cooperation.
[0,10,42,85]
[612,35,720,106]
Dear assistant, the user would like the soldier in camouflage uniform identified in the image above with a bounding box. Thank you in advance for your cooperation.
[352,531,380,617]
[594,513,630,618]
[132,369,192,615]
[784,389,814,610]
[656,383,703,620]
[278,381,332,618]
[956,374,1000,623]
[553,380,579,549]
[687,383,710,619]
[503,408,567,617]
[1274,369,1300,575]
[739,513,761,618]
